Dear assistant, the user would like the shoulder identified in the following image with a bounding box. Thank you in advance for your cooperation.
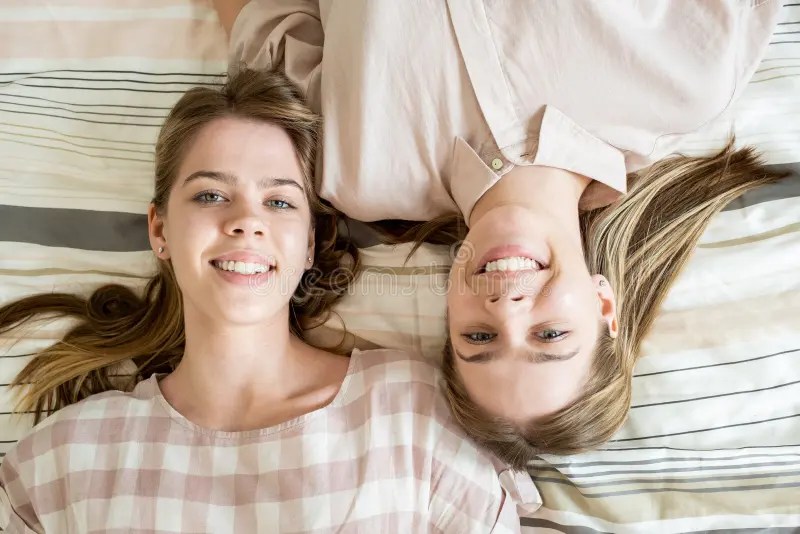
[2,377,159,468]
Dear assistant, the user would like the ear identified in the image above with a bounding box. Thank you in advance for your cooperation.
[148,203,169,259]
[306,226,316,270]
[591,274,618,338]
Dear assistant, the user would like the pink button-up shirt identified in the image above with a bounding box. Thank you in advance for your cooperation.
[230,0,780,222]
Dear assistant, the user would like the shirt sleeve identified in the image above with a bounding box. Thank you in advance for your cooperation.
[0,453,43,534]
[427,390,538,533]
[227,0,323,110]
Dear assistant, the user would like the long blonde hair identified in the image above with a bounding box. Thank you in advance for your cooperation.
[382,142,787,469]
[0,68,359,423]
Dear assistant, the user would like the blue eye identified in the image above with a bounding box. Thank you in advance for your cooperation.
[193,191,227,204]
[266,199,295,210]
[537,329,567,342]
[462,332,496,344]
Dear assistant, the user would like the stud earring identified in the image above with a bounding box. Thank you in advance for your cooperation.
[307,256,313,262]
[158,246,164,254]
[599,280,606,286]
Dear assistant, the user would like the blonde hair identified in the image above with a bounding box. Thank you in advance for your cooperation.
[0,68,358,423]
[380,142,787,469]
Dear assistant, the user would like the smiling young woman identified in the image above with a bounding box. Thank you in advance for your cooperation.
[0,69,527,533]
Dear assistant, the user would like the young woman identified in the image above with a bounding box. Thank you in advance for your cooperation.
[0,69,529,532]
[214,1,786,468]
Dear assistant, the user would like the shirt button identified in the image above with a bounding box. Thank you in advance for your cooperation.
[490,158,503,170]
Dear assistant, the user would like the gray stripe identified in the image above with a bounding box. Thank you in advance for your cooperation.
[520,518,611,534]
[534,451,800,470]
[521,518,800,534]
[0,205,149,251]
[599,444,800,452]
[533,468,800,489]
[531,460,799,480]
[541,480,800,499]
[723,167,800,211]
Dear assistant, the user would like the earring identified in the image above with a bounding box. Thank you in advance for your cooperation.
[599,280,606,286]
[307,256,313,262]
[158,246,164,254]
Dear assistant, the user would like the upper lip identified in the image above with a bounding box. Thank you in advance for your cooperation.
[210,250,276,267]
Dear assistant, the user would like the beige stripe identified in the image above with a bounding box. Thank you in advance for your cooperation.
[750,73,800,84]
[697,222,800,249]
[644,291,800,355]
[0,19,225,60]
[534,472,800,521]
[0,268,149,279]
[2,0,191,6]
[754,65,800,75]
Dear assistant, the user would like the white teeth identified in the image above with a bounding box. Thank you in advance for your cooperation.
[483,256,539,272]
[213,260,270,274]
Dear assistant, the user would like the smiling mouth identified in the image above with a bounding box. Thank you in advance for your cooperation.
[210,260,275,275]
[476,256,544,274]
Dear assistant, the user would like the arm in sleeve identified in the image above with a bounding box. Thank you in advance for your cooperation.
[426,396,523,534]
[0,453,43,534]
[227,0,323,107]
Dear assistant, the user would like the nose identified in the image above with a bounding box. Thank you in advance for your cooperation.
[223,203,265,237]
[484,288,531,314]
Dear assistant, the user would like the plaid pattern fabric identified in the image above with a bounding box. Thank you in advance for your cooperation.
[0,350,524,533]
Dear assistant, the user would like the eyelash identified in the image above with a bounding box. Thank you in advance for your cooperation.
[461,329,568,345]
[192,190,296,210]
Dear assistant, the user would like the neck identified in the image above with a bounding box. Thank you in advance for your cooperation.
[469,166,590,240]
[159,305,348,431]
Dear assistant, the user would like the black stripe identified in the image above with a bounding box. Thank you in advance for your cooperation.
[774,31,800,34]
[770,41,800,44]
[0,353,36,359]
[777,20,800,24]
[631,379,800,409]
[0,133,151,156]
[0,93,172,110]
[0,70,224,77]
[14,83,190,94]
[535,451,800,470]
[521,519,800,534]
[612,413,800,442]
[532,459,799,480]
[0,75,221,86]
[0,99,167,119]
[0,205,150,252]
[0,107,162,127]
[633,348,798,378]
[522,524,796,534]
[600,443,800,452]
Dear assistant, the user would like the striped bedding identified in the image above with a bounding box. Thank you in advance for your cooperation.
[1,1,799,532]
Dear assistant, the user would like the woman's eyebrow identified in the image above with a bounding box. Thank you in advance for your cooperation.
[455,348,580,364]
[182,171,303,191]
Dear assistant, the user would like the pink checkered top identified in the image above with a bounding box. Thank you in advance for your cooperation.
[0,349,527,533]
